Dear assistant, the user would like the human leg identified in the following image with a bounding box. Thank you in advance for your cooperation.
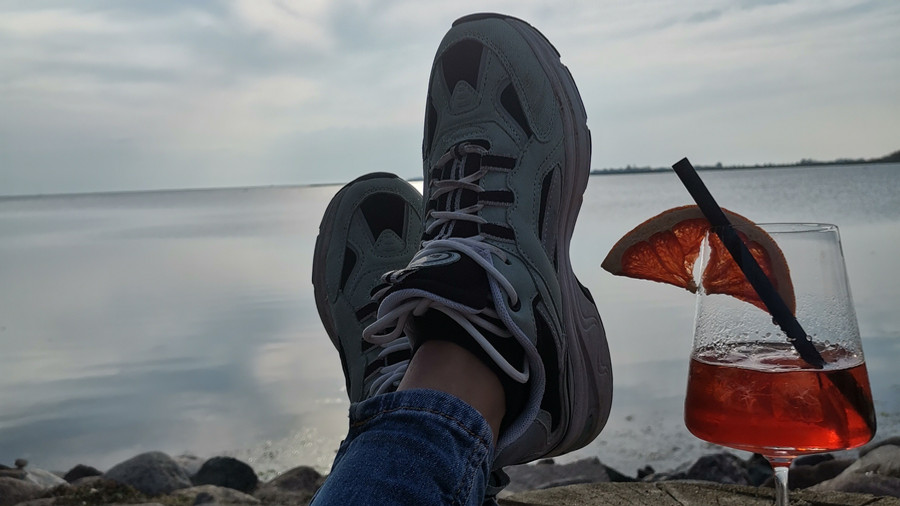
[311,11,613,504]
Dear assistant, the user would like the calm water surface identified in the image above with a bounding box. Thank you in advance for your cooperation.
[1,164,898,476]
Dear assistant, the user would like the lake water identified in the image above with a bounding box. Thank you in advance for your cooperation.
[1,164,898,478]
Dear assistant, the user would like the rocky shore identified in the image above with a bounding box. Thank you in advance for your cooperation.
[2,437,898,505]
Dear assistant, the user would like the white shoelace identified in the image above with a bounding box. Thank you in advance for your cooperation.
[362,143,530,384]
[366,336,411,398]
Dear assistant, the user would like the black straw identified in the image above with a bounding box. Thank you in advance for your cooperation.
[671,158,826,368]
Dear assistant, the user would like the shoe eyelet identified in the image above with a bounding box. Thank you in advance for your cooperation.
[509,298,521,311]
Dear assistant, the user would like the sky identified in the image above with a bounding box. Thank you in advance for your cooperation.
[0,0,897,197]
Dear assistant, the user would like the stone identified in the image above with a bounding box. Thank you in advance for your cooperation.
[811,445,900,497]
[175,453,205,478]
[40,477,150,504]
[0,469,27,480]
[636,466,654,480]
[684,453,750,485]
[63,463,103,483]
[744,453,774,486]
[13,500,56,506]
[172,484,261,504]
[504,458,613,493]
[814,473,900,498]
[795,453,835,467]
[261,466,323,492]
[860,436,900,457]
[762,458,854,490]
[846,445,900,478]
[194,492,215,504]
[70,475,104,486]
[254,466,324,506]
[0,476,43,506]
[24,468,68,488]
[104,451,192,496]
[193,456,259,494]
[15,458,28,469]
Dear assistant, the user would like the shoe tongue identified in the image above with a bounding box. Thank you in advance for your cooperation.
[392,250,491,309]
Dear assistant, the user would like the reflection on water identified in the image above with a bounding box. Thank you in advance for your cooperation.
[1,164,898,475]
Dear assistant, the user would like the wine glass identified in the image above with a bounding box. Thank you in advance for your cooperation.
[683,223,876,505]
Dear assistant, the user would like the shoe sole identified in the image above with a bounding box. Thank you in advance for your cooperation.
[457,13,613,457]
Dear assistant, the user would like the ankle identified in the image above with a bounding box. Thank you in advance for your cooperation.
[398,340,506,442]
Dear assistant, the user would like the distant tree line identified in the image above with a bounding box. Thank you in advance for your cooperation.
[593,149,900,175]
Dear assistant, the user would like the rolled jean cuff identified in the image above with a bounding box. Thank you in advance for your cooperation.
[313,389,495,506]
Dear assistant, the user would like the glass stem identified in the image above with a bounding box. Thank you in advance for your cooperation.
[771,460,791,506]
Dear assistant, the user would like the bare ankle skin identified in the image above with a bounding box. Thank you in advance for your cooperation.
[398,340,506,442]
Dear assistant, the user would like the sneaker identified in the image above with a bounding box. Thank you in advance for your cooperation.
[364,13,612,467]
[312,172,423,403]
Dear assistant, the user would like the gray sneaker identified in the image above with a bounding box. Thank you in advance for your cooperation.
[312,173,423,403]
[364,13,612,467]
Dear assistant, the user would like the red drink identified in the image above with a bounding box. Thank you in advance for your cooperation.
[684,343,876,455]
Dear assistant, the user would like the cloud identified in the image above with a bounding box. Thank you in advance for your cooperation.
[229,0,334,51]
[0,0,898,195]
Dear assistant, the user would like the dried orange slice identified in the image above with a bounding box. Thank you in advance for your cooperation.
[601,205,795,313]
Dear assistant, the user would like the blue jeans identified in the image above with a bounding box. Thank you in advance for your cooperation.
[311,389,496,506]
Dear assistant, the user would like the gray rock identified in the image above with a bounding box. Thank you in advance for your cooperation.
[175,453,205,478]
[12,500,56,506]
[104,451,192,496]
[15,458,28,469]
[63,463,102,483]
[636,465,654,480]
[0,469,26,480]
[811,445,900,497]
[744,453,774,486]
[24,468,68,488]
[504,458,613,493]
[194,456,258,493]
[70,475,104,487]
[254,466,324,506]
[261,466,323,492]
[0,476,43,506]
[193,492,215,505]
[762,458,854,490]
[860,436,900,457]
[847,445,900,478]
[795,453,835,467]
[172,484,261,504]
[813,472,900,498]
[685,453,750,485]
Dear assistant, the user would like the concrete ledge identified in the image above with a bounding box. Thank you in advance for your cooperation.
[500,481,900,506]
